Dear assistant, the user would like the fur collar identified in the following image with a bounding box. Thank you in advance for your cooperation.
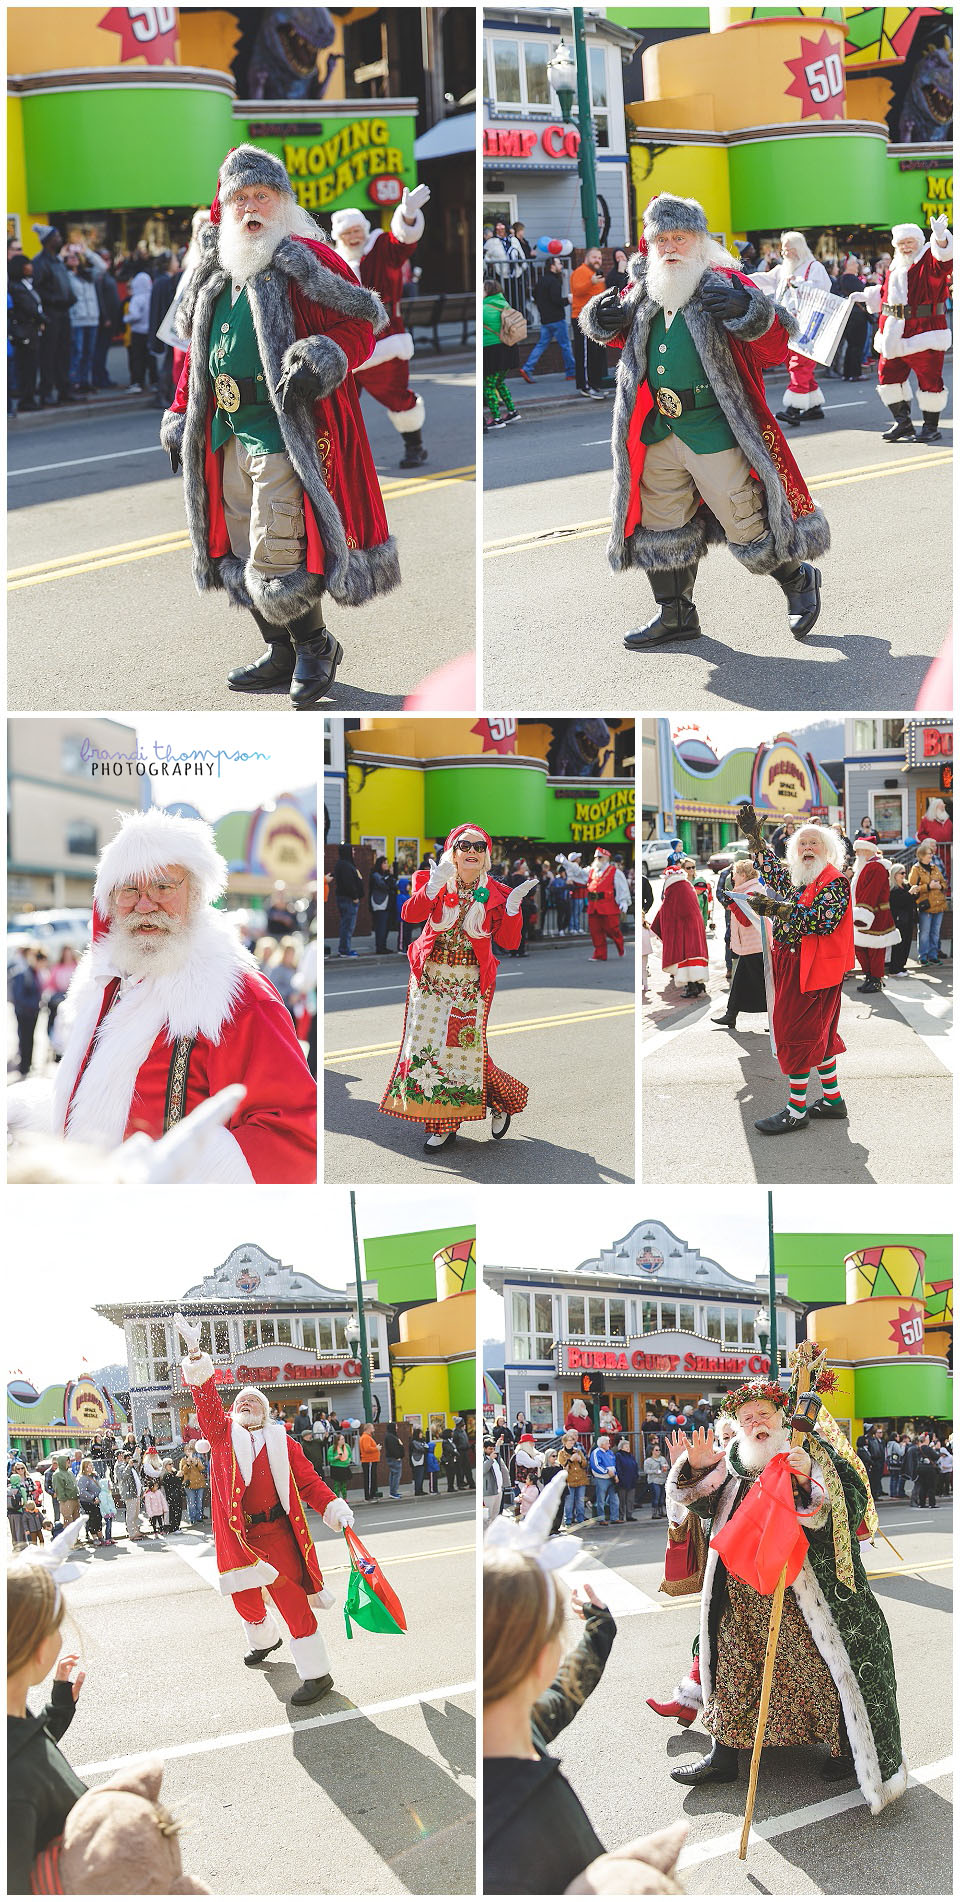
[231,1419,291,1512]
[53,910,256,1146]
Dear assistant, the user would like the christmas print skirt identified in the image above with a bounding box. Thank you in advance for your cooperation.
[379,959,528,1132]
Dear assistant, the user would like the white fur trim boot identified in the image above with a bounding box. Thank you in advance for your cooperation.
[288,1626,334,1705]
[242,1608,283,1666]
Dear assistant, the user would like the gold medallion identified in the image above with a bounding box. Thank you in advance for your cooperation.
[656,386,683,418]
[214,373,241,413]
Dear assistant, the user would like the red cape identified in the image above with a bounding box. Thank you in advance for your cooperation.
[650,876,709,977]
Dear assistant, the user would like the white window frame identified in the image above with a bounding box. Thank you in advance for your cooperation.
[588,42,609,148]
[486,34,553,111]
[146,1407,176,1444]
[869,787,906,844]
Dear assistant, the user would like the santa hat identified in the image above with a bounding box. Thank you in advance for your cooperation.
[643,193,708,240]
[662,863,687,882]
[518,1434,536,1445]
[331,207,371,242]
[853,836,880,855]
[892,223,924,251]
[593,845,612,859]
[93,810,227,924]
[233,1385,270,1416]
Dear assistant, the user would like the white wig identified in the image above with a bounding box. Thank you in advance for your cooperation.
[785,823,845,887]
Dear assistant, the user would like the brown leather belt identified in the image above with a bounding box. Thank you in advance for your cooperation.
[882,302,945,320]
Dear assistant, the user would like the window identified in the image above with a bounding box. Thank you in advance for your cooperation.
[588,1297,606,1336]
[724,1309,739,1345]
[147,1408,173,1442]
[491,37,521,102]
[524,40,551,106]
[705,1306,722,1341]
[642,1300,657,1334]
[316,1318,334,1353]
[66,820,98,857]
[301,1320,317,1352]
[609,1298,626,1339]
[534,1293,554,1355]
[678,1304,695,1333]
[198,1321,212,1354]
[61,736,88,776]
[512,1291,532,1360]
[260,1319,276,1345]
[741,1312,755,1345]
[882,719,905,749]
[243,1318,259,1351]
[567,1295,585,1336]
[870,790,905,844]
[150,1321,168,1358]
[512,1291,552,1360]
[488,36,554,109]
[214,1318,230,1356]
[588,44,609,148]
[333,1317,350,1353]
[660,1302,677,1332]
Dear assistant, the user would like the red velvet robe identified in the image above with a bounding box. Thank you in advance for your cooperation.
[650,874,709,980]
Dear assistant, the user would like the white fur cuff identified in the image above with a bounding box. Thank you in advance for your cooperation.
[389,396,426,432]
[877,381,911,407]
[854,906,874,926]
[390,204,425,246]
[181,1352,215,1386]
[918,385,949,412]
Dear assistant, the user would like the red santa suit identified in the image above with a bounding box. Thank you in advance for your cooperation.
[770,244,832,415]
[182,1356,337,1682]
[650,867,709,983]
[560,850,630,960]
[48,811,316,1183]
[865,220,953,416]
[760,854,854,1073]
[564,1404,593,1449]
[332,199,426,443]
[851,848,900,982]
[917,799,952,881]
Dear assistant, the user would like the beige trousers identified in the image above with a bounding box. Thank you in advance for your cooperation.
[640,435,767,547]
[221,437,307,574]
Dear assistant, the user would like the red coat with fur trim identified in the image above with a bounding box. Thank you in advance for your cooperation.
[186,1366,334,1598]
[350,227,417,364]
[402,871,522,996]
[867,241,953,359]
[851,856,900,949]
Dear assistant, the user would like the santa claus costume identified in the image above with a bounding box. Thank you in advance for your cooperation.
[379,822,531,1151]
[559,848,631,960]
[917,796,952,880]
[769,232,832,425]
[863,216,953,442]
[44,810,316,1182]
[563,1399,594,1450]
[649,864,709,996]
[851,841,900,993]
[179,1338,352,1703]
[748,823,854,1133]
[332,186,430,468]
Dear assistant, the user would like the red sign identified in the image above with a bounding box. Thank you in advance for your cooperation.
[565,1345,769,1379]
[783,30,846,123]
[98,6,178,66]
[180,1358,364,1388]
[888,1308,925,1357]
[923,726,952,758]
[471,716,517,757]
[368,175,403,207]
[483,125,581,161]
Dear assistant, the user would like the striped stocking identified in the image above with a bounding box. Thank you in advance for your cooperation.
[788,1072,810,1117]
[817,1058,841,1102]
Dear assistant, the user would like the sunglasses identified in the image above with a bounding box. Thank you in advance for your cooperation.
[454,839,486,851]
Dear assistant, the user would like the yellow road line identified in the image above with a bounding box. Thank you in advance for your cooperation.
[864,1557,953,1581]
[482,452,953,558]
[326,1001,635,1064]
[8,465,476,590]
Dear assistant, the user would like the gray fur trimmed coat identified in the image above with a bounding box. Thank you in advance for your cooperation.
[160,224,400,622]
[580,256,831,577]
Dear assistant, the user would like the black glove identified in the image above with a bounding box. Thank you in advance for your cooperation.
[736,801,764,852]
[699,271,751,324]
[750,891,795,922]
[592,286,630,334]
[168,446,181,476]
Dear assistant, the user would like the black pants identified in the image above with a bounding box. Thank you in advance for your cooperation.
[39,309,71,401]
[888,918,914,973]
[916,1470,938,1506]
[455,1453,475,1490]
[413,1466,425,1495]
[16,1010,39,1077]
[13,338,40,407]
[443,1464,457,1493]
[372,908,390,954]
[574,327,607,392]
[362,1462,379,1500]
[128,333,149,387]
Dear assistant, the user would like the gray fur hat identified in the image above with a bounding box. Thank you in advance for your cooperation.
[643,193,708,239]
[217,143,294,205]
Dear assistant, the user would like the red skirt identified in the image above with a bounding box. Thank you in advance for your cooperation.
[772,941,845,1074]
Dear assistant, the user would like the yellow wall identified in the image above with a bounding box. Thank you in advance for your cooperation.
[630,142,732,243]
[397,1290,475,1359]
[391,1362,450,1427]
[820,1370,856,1439]
[5,96,39,249]
[348,760,425,856]
[628,95,718,132]
[8,6,181,70]
[354,719,486,759]
[847,74,894,124]
[813,1297,925,1361]
[642,18,848,133]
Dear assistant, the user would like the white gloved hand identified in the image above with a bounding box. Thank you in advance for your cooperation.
[506,876,538,916]
[173,1312,202,1354]
[314,1585,337,1610]
[426,850,456,898]
[323,1497,355,1532]
[930,212,950,243]
[402,184,431,220]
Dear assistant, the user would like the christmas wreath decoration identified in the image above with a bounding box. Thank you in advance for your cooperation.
[717,1378,789,1418]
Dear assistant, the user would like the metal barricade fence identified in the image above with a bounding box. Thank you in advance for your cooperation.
[484,255,572,328]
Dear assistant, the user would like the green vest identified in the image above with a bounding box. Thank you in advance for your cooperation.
[641,308,736,454]
[208,282,286,455]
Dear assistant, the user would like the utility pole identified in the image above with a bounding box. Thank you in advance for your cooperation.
[573,9,600,248]
[349,1190,374,1422]
[767,1190,778,1377]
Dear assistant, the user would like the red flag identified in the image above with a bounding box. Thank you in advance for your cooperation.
[711,1452,808,1594]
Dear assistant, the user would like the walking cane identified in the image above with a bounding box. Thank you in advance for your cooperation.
[737,1358,812,1862]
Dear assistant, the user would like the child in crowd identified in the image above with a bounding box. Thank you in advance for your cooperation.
[7,1528,88,1894]
[142,1480,166,1537]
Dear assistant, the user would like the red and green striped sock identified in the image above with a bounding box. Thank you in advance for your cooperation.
[788,1072,809,1116]
[817,1058,841,1102]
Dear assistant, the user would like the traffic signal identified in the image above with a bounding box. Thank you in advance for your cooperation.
[939,763,953,795]
[580,1372,603,1395]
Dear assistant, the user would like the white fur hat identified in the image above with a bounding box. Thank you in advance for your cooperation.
[892,223,924,251]
[94,810,227,909]
[331,207,370,240]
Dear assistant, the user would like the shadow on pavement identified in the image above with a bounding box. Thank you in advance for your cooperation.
[735,1059,874,1185]
[869,1573,954,1615]
[769,1778,952,1894]
[693,629,935,715]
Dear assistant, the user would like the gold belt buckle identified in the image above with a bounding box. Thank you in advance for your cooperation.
[656,385,683,419]
[215,373,241,413]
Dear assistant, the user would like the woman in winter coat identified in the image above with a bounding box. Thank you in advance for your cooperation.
[124,267,153,392]
[369,856,396,955]
[887,864,917,973]
[908,843,949,964]
[714,857,769,1030]
[160,1460,184,1533]
[8,255,45,411]
[76,1461,102,1545]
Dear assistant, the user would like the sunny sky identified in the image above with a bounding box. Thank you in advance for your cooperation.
[668,714,842,756]
[7,1186,476,1392]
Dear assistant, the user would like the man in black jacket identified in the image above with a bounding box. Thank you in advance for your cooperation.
[520,258,576,381]
[333,843,363,957]
[93,252,123,390]
[31,226,75,406]
[452,1418,475,1490]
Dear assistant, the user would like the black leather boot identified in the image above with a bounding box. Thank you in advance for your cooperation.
[671,1741,740,1786]
[227,608,295,693]
[918,412,942,443]
[288,603,343,710]
[882,401,915,443]
[624,563,700,649]
[399,427,428,469]
[772,559,821,639]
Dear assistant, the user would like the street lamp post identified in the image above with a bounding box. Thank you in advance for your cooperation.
[348,1190,375,1423]
[548,10,600,249]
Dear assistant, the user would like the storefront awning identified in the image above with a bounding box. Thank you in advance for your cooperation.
[673,800,743,821]
[415,113,475,161]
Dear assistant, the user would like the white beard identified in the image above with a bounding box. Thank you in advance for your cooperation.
[336,237,367,275]
[646,249,708,311]
[790,849,828,889]
[106,910,197,980]
[887,248,915,306]
[219,209,291,286]
[736,1423,790,1474]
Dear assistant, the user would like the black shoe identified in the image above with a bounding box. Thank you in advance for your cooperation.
[805,406,825,421]
[290,1673,334,1706]
[244,1639,282,1666]
[918,415,942,443]
[807,1095,848,1119]
[228,616,295,693]
[755,1106,808,1133]
[856,978,881,993]
[671,1742,740,1786]
[821,1754,856,1782]
[771,559,821,639]
[625,562,700,648]
[775,408,802,426]
[882,402,915,443]
[288,604,343,709]
[399,428,428,468]
[712,1014,738,1028]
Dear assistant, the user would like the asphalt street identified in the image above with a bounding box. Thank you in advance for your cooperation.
[7,360,475,713]
[544,1496,952,1894]
[482,361,953,712]
[641,911,953,1184]
[30,1494,475,1895]
[323,938,635,1184]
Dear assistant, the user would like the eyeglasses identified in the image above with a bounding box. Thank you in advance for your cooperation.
[454,839,486,851]
[114,875,186,906]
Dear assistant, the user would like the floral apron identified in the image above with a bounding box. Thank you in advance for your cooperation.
[379,902,527,1132]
